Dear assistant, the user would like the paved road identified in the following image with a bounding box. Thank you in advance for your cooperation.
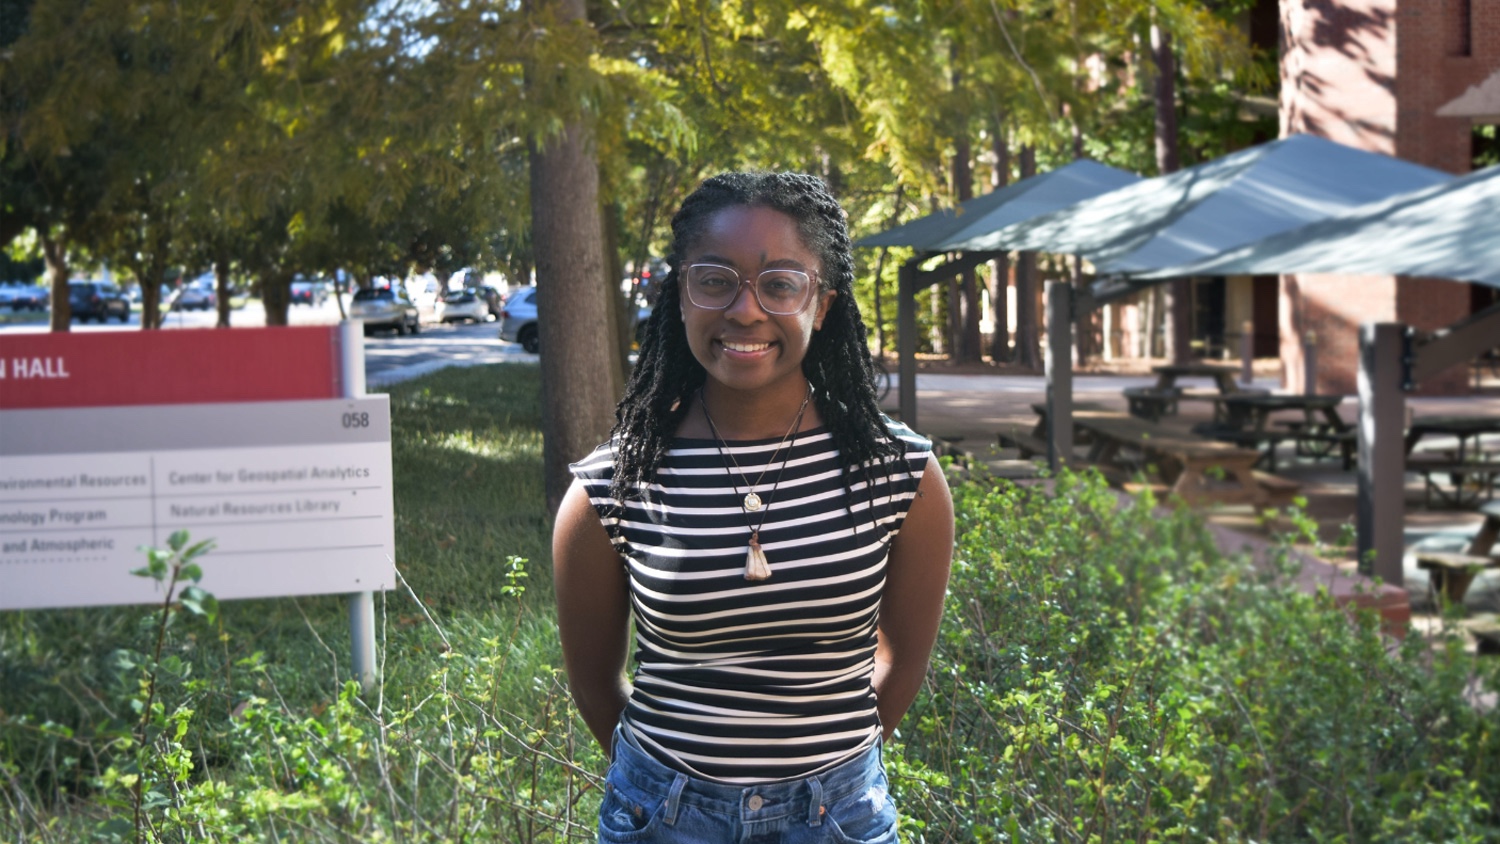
[0,300,537,386]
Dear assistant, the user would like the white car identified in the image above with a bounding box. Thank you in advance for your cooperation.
[351,286,421,335]
[435,288,491,323]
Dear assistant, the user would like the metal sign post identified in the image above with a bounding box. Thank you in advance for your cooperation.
[340,319,378,694]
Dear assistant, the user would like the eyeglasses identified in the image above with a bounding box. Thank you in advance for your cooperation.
[682,263,818,316]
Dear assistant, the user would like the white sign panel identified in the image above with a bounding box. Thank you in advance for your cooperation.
[0,397,394,610]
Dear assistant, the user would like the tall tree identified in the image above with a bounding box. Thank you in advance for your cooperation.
[527,0,621,512]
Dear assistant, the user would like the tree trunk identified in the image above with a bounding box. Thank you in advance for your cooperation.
[989,119,1011,363]
[1152,17,1191,364]
[602,199,632,388]
[1014,145,1041,370]
[214,254,232,328]
[262,271,292,326]
[873,184,905,358]
[952,134,982,364]
[40,230,70,332]
[529,0,618,514]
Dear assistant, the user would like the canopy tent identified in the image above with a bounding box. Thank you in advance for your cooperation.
[854,159,1139,250]
[944,134,1452,275]
[1115,164,1500,285]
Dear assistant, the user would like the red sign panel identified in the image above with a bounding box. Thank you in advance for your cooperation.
[0,327,342,410]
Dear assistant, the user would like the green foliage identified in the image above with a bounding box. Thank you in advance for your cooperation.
[893,469,1500,842]
[4,366,1493,841]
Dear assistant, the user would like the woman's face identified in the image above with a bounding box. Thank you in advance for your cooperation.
[679,205,835,397]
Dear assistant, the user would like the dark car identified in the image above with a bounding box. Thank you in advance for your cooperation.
[68,281,131,323]
[290,281,328,306]
[350,285,421,335]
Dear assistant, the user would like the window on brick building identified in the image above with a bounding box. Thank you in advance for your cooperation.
[1475,125,1499,168]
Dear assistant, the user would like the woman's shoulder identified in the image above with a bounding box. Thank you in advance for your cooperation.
[568,439,617,482]
[879,415,932,456]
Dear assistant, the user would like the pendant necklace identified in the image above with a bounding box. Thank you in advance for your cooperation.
[700,385,812,581]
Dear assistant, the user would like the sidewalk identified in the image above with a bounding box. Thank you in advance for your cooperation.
[881,366,1500,628]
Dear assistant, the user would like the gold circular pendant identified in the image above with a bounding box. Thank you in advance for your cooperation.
[743,492,762,511]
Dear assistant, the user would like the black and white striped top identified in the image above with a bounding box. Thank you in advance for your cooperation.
[570,419,931,783]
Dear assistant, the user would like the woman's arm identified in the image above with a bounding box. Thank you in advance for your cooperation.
[872,459,955,741]
[552,479,633,753]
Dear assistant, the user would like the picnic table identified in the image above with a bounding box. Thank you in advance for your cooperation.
[1206,394,1355,472]
[1414,500,1500,607]
[1028,405,1294,508]
[1152,363,1248,395]
[1125,364,1267,422]
[1403,415,1500,509]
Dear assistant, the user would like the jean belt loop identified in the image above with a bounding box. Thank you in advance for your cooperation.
[663,772,688,826]
[806,775,824,827]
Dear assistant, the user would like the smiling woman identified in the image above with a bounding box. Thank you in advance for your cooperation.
[552,172,954,843]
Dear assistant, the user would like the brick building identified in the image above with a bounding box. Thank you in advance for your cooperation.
[1275,0,1500,394]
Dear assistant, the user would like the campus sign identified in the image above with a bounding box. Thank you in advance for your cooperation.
[0,327,395,611]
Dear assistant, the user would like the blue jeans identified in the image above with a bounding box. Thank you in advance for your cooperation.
[598,728,900,843]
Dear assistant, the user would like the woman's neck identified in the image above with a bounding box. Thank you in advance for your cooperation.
[689,379,819,441]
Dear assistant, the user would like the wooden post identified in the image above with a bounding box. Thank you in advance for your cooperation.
[898,260,918,430]
[1239,320,1254,385]
[1357,323,1405,583]
[1045,280,1074,472]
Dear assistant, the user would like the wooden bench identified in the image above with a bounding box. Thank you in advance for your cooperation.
[1414,500,1500,605]
[1406,456,1500,509]
[1123,386,1181,422]
[1067,411,1294,508]
[1473,622,1500,656]
[997,428,1049,460]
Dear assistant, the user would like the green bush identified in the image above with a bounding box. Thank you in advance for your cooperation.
[892,469,1500,843]
[2,365,1495,842]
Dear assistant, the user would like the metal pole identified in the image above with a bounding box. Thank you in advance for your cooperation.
[1045,280,1074,473]
[340,320,377,694]
[1356,323,1405,583]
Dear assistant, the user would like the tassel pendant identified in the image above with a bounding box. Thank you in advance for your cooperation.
[745,532,772,581]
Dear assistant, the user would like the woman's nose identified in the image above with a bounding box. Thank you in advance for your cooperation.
[724,281,768,322]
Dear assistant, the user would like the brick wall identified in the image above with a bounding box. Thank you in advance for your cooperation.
[1279,0,1496,396]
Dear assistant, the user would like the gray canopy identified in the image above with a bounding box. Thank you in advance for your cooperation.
[854,160,1139,250]
[1121,164,1500,286]
[944,134,1452,274]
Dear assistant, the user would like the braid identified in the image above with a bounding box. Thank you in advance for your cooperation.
[608,172,903,503]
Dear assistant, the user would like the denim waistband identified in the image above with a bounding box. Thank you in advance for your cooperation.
[608,726,884,826]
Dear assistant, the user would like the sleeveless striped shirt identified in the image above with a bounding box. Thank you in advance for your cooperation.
[569,419,931,783]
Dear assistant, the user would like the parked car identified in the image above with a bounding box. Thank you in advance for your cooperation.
[498,287,540,352]
[350,285,421,335]
[290,281,328,306]
[435,287,490,323]
[68,281,131,323]
[172,282,217,311]
[475,285,504,319]
[0,284,47,312]
[499,287,650,354]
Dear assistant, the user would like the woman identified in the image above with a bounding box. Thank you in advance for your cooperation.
[553,172,954,843]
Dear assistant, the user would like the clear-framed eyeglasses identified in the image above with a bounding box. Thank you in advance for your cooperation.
[682,263,819,316]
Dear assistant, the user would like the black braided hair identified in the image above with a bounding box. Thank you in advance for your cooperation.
[608,171,903,503]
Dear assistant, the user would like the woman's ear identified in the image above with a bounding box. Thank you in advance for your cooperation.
[813,290,836,330]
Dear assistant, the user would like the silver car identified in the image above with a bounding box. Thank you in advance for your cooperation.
[498,287,539,352]
[351,286,421,336]
[499,287,651,354]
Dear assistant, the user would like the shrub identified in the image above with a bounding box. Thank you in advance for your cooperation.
[891,469,1500,843]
